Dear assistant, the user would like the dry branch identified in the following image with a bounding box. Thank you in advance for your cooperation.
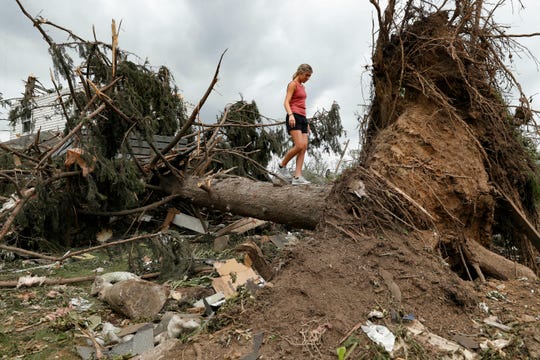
[0,272,159,288]
[149,49,228,167]
[0,188,35,243]
[36,104,106,168]
[0,232,160,262]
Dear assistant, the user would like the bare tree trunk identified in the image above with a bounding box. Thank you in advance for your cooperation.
[161,175,331,229]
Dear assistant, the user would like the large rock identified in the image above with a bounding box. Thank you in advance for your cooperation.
[99,279,169,320]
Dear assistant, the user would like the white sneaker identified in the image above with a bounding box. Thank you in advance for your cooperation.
[292,176,310,185]
[276,166,293,182]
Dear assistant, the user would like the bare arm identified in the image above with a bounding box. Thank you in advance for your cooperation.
[284,81,296,114]
[284,81,296,125]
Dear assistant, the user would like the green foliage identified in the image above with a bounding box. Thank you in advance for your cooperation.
[49,43,76,86]
[199,99,346,182]
[90,156,146,211]
[113,62,184,136]
[0,152,15,171]
[79,56,187,158]
[209,100,286,180]
[2,25,193,248]
[13,183,76,249]
[309,101,346,155]
[8,75,37,127]
[7,101,32,127]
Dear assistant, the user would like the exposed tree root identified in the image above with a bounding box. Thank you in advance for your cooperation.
[462,238,537,280]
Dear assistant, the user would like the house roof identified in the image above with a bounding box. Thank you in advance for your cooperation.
[1,130,69,156]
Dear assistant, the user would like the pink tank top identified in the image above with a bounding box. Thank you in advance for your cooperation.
[289,81,307,116]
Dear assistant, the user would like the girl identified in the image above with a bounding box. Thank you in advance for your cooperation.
[277,63,313,185]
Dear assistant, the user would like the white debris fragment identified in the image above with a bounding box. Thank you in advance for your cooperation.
[69,297,92,311]
[367,310,385,319]
[361,321,395,353]
[16,275,47,288]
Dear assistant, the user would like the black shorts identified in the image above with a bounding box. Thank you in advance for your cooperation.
[285,113,309,134]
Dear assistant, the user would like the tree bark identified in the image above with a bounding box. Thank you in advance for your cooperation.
[161,175,331,229]
[462,238,537,280]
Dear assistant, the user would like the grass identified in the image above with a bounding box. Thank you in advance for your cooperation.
[0,248,132,359]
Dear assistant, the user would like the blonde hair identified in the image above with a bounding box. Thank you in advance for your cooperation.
[292,63,313,80]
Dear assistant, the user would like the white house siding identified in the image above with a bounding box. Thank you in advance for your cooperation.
[10,91,71,140]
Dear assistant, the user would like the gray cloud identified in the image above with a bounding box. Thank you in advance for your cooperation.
[1,0,539,145]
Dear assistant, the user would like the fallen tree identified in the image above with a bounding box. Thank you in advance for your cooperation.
[2,1,540,358]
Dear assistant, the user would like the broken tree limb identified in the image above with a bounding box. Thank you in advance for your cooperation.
[0,232,160,262]
[161,174,331,229]
[0,272,159,288]
[462,238,537,280]
[58,233,162,262]
[0,188,36,243]
[0,143,41,164]
[15,0,82,111]
[150,49,228,167]
[0,243,58,261]
[111,19,118,78]
[78,194,182,217]
[497,189,540,254]
[36,104,106,168]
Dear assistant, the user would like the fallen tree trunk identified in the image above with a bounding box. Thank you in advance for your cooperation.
[160,175,331,229]
[161,171,538,280]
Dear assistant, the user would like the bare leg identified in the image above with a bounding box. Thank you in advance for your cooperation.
[293,133,309,177]
[280,130,306,168]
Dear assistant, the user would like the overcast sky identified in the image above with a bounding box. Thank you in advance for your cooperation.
[1,0,539,146]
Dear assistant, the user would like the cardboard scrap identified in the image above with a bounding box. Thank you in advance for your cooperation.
[211,259,262,298]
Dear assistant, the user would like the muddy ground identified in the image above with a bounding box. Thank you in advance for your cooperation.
[0,225,539,359]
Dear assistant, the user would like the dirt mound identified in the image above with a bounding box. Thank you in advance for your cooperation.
[152,233,538,359]
[369,102,493,242]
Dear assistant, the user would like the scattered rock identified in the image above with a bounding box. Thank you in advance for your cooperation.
[99,279,169,320]
[213,235,230,251]
[154,311,202,343]
[452,334,479,350]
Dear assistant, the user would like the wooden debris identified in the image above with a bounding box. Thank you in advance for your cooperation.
[405,320,476,360]
[236,241,274,281]
[160,208,180,231]
[215,217,267,237]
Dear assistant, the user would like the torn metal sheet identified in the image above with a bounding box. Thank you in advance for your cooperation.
[172,212,206,234]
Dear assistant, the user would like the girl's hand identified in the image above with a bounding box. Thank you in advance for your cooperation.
[289,114,295,126]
